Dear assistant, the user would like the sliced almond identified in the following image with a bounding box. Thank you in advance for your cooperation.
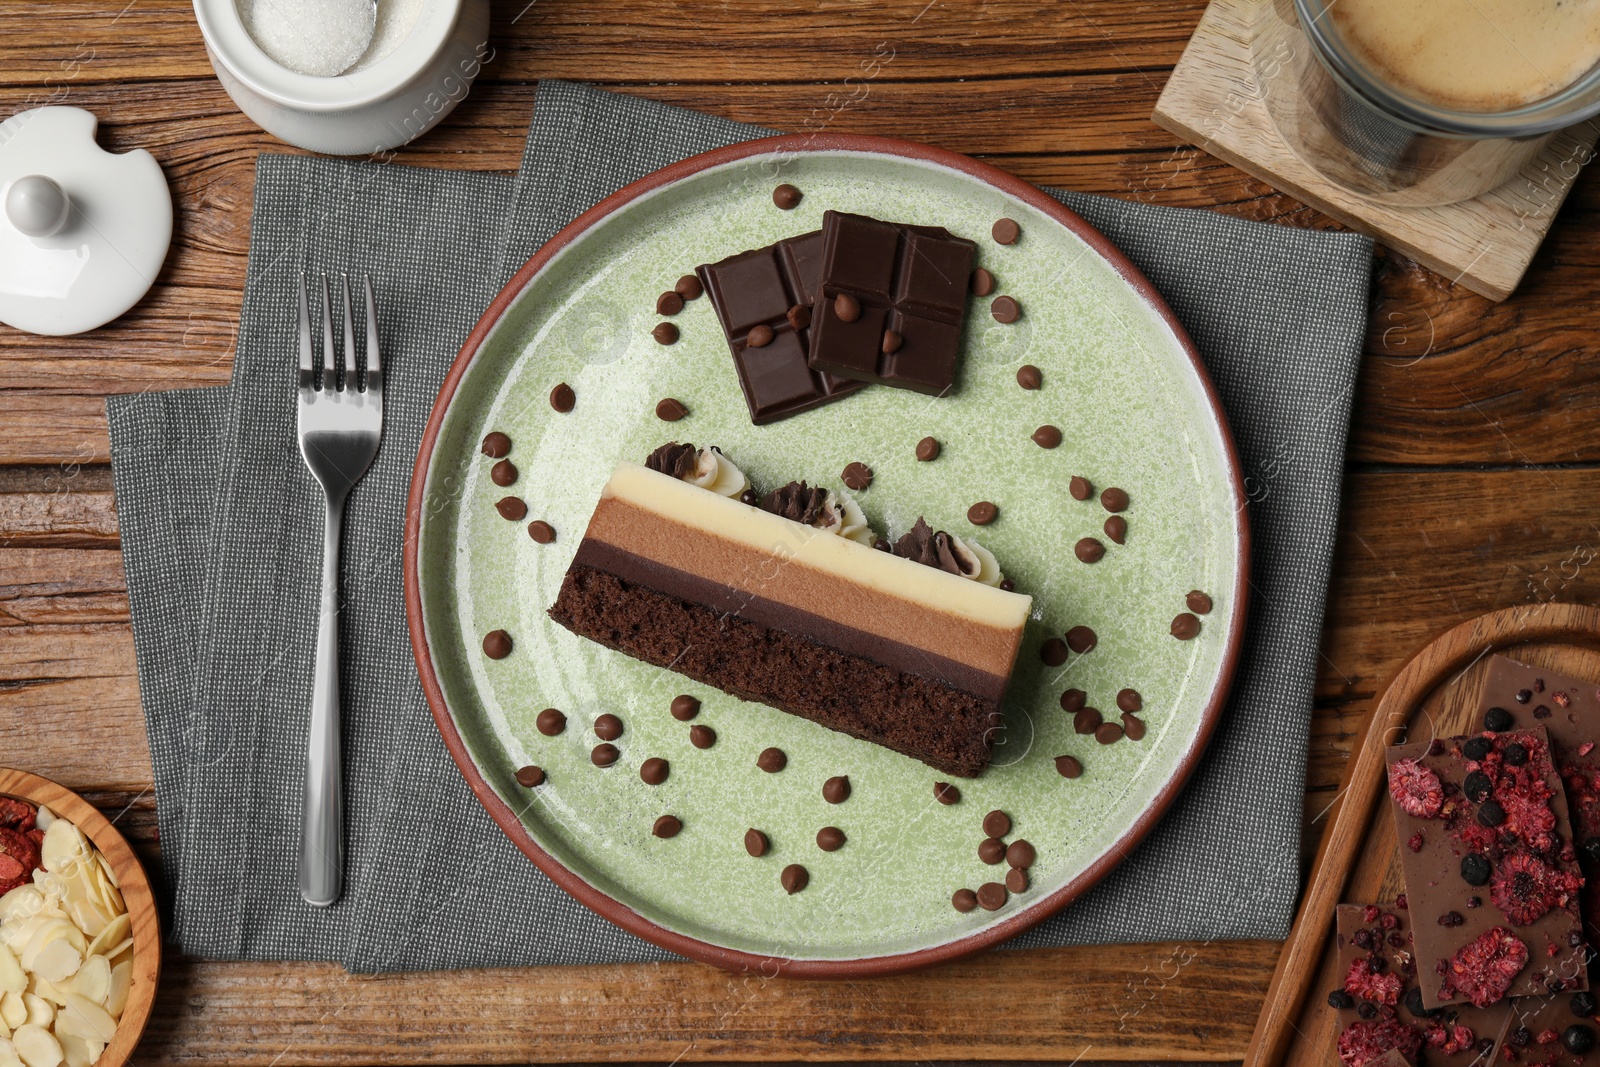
[92,857,115,893]
[0,1035,21,1067]
[20,980,59,1012]
[9,1025,61,1067]
[18,996,49,1031]
[27,941,79,989]
[52,1032,87,1067]
[64,959,105,1009]
[0,992,25,1030]
[59,901,105,945]
[38,824,85,878]
[20,923,82,975]
[59,996,113,1045]
[0,946,22,998]
[0,1013,9,1041]
[0,890,41,929]
[103,963,129,1020]
[30,810,54,834]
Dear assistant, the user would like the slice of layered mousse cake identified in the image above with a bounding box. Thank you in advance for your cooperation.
[547,442,1033,777]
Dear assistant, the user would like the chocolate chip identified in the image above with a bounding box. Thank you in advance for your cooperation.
[970,267,995,296]
[689,725,716,749]
[591,743,619,767]
[977,882,1007,911]
[1054,754,1082,779]
[657,291,685,316]
[1104,515,1127,544]
[482,630,512,659]
[594,714,623,741]
[758,747,787,773]
[1039,638,1069,666]
[491,459,518,486]
[1065,626,1097,654]
[1186,590,1212,614]
[1171,613,1200,640]
[1328,989,1355,1010]
[548,382,576,413]
[1074,708,1102,735]
[983,810,1011,837]
[979,837,1006,864]
[842,462,873,491]
[1121,712,1146,741]
[952,888,978,912]
[1059,689,1088,715]
[990,296,1021,323]
[652,322,679,345]
[968,501,998,525]
[881,330,903,354]
[934,782,960,805]
[1095,722,1124,745]
[786,304,811,330]
[1069,475,1091,500]
[1016,364,1042,390]
[515,765,544,788]
[1477,800,1506,827]
[1462,737,1491,761]
[781,863,808,894]
[640,757,669,785]
[528,520,556,543]
[675,274,703,300]
[992,218,1021,245]
[816,827,846,852]
[747,324,774,348]
[1075,538,1104,563]
[480,432,511,458]
[1006,839,1035,869]
[835,293,861,323]
[1032,425,1062,449]
[536,708,566,736]
[671,694,700,721]
[1005,868,1029,894]
[653,814,681,838]
[1484,706,1514,731]
[772,184,802,209]
[1100,487,1129,512]
[745,828,768,857]
[655,397,687,421]
[823,775,851,804]
[916,436,941,462]
[495,496,527,521]
[1116,689,1142,713]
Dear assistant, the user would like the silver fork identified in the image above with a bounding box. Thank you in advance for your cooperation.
[295,273,383,908]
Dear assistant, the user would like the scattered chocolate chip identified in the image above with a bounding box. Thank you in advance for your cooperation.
[1121,712,1146,741]
[816,826,846,852]
[1069,475,1091,500]
[915,436,941,462]
[881,330,903,354]
[653,814,681,838]
[480,432,511,458]
[747,324,774,348]
[772,183,802,209]
[1100,487,1129,512]
[515,765,544,788]
[495,496,528,521]
[1484,706,1514,731]
[977,882,1008,911]
[842,462,873,491]
[758,747,787,773]
[952,888,978,912]
[490,459,518,486]
[640,757,669,785]
[1104,516,1127,544]
[1039,638,1069,666]
[549,382,576,413]
[1054,754,1083,779]
[1074,708,1103,736]
[745,828,768,857]
[970,267,995,296]
[652,322,679,345]
[1171,613,1200,640]
[991,296,1021,323]
[983,810,1011,837]
[992,218,1021,245]
[823,775,851,803]
[536,708,566,736]
[834,292,861,323]
[786,304,811,330]
[594,714,623,741]
[655,397,688,421]
[528,520,556,543]
[670,695,700,721]
[1095,722,1124,745]
[1059,688,1087,714]
[968,501,998,525]
[781,863,808,894]
[1032,425,1062,449]
[591,743,619,767]
[1328,989,1355,1010]
[674,274,703,300]
[1016,364,1042,390]
[1065,626,1097,654]
[689,724,716,749]
[1186,590,1212,614]
[657,291,685,316]
[934,782,961,805]
[1006,867,1029,894]
[1075,538,1104,563]
[979,837,1006,864]
[1006,839,1035,869]
[1116,688,1142,713]
[482,630,512,659]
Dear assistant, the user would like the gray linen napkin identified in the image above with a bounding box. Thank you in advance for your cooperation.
[108,80,1373,971]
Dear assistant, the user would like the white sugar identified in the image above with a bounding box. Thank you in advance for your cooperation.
[348,0,426,73]
[239,0,377,78]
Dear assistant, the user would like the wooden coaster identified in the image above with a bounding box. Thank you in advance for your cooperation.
[1152,0,1599,302]
[1242,602,1600,1067]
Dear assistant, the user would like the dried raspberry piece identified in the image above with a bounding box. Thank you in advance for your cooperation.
[1364,904,1382,923]
[1390,758,1444,818]
[1555,692,1572,708]
[1345,957,1403,1004]
[0,826,40,895]
[1490,853,1580,926]
[1537,1029,1560,1045]
[1396,894,1408,909]
[1422,1023,1476,1055]
[1407,832,1425,852]
[1439,927,1529,1007]
[1497,783,1558,852]
[0,798,33,831]
[1337,1019,1423,1067]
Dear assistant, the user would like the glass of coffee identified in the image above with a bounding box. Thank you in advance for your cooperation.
[1253,0,1600,206]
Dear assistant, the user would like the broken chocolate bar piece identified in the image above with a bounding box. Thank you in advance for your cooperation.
[1491,988,1598,1066]
[1386,725,1587,1010]
[696,231,867,425]
[807,210,977,396]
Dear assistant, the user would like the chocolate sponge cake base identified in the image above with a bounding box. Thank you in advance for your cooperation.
[548,563,1001,777]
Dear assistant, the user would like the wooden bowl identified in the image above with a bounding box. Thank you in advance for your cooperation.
[0,767,159,1067]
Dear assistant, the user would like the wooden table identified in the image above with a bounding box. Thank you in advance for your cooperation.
[1,0,1595,1062]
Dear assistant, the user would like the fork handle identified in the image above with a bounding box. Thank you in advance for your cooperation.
[299,493,346,907]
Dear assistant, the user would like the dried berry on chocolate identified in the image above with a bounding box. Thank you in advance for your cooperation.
[1491,852,1582,926]
[1336,1018,1422,1067]
[1438,927,1530,1007]
[1345,956,1403,1004]
[1389,757,1445,818]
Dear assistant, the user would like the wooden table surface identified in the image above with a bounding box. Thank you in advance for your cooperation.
[2,0,1596,1063]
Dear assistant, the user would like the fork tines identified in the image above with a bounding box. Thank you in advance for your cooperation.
[297,273,382,394]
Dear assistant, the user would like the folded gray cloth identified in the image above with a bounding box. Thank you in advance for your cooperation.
[107,80,1373,971]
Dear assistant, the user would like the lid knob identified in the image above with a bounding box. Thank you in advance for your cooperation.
[6,174,71,238]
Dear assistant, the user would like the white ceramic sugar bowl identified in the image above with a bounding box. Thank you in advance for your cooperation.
[193,0,491,156]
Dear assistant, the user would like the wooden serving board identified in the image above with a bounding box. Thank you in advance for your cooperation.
[1244,602,1600,1067]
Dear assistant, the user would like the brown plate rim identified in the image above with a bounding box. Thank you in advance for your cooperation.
[402,132,1252,977]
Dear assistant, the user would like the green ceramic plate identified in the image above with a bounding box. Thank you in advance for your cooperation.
[406,135,1248,976]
